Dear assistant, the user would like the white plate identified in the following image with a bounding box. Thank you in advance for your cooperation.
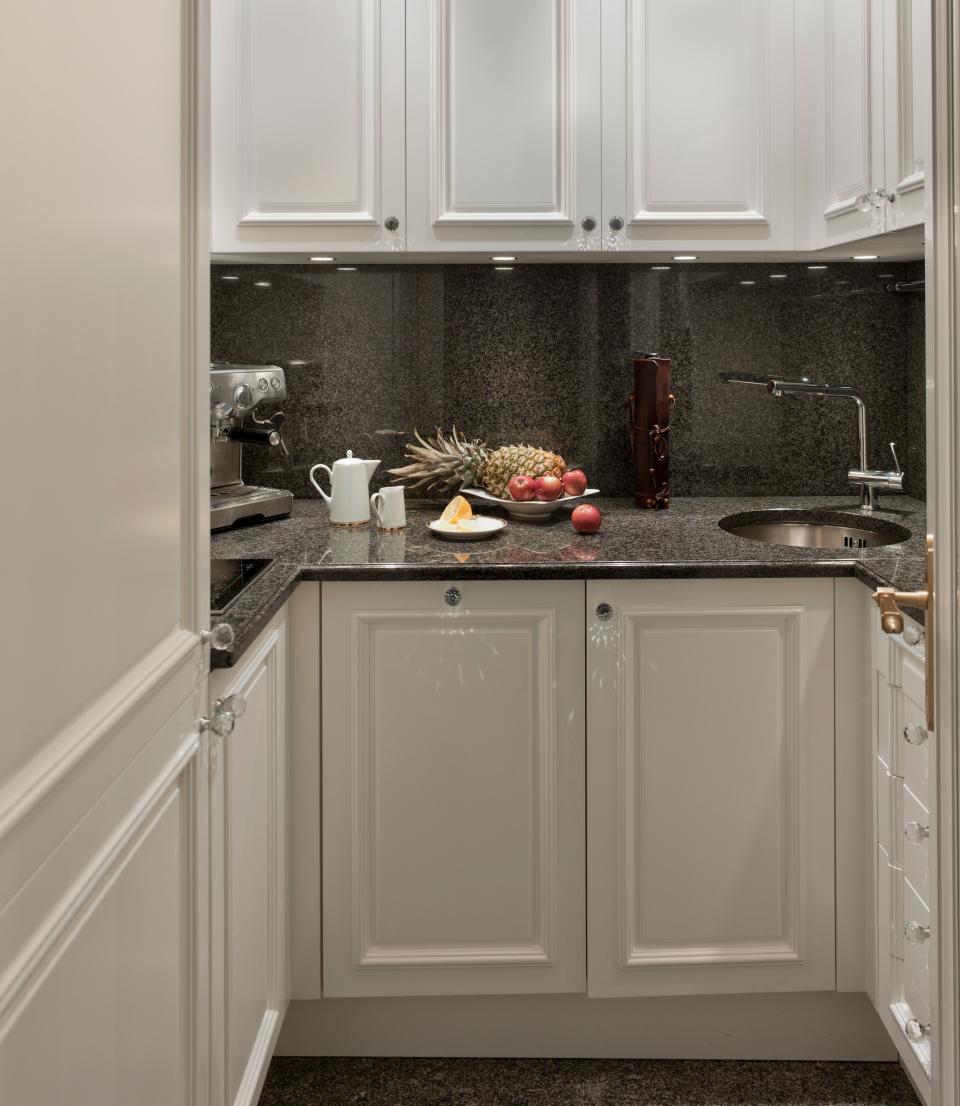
[428,515,507,541]
[462,486,599,521]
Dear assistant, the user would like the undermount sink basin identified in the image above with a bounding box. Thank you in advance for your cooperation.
[718,509,911,550]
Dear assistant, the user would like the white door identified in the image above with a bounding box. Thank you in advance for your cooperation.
[212,0,406,254]
[0,0,209,1102]
[210,609,289,1106]
[881,0,931,231]
[586,579,836,997]
[322,580,586,996]
[601,0,797,253]
[405,0,602,253]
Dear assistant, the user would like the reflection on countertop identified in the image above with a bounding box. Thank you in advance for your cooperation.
[209,495,927,668]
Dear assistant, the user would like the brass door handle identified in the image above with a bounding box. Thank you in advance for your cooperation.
[872,535,934,730]
[873,587,929,634]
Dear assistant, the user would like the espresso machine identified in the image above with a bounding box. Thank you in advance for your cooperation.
[210,363,294,530]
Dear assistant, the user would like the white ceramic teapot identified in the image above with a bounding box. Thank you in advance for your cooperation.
[310,450,381,526]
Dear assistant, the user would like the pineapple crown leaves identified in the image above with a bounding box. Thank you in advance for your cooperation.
[387,426,489,491]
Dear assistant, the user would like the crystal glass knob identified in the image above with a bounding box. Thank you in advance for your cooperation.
[203,622,236,651]
[384,216,400,232]
[581,215,597,232]
[444,587,462,607]
[596,602,613,622]
[902,625,923,647]
[904,920,931,944]
[608,215,624,232]
[903,722,928,746]
[905,820,930,844]
[220,693,247,720]
[905,1018,931,1042]
[855,192,873,213]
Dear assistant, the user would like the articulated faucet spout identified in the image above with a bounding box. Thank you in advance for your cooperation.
[721,374,902,510]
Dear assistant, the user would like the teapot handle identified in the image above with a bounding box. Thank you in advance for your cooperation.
[309,463,333,503]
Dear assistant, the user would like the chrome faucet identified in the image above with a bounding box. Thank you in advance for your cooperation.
[723,376,904,510]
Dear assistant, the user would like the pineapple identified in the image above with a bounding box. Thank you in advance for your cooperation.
[389,427,565,499]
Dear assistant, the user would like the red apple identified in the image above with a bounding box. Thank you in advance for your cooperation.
[571,504,602,533]
[508,474,536,501]
[561,468,588,497]
[534,475,563,501]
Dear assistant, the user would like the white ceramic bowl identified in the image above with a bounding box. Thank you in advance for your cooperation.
[428,515,507,541]
[461,486,599,522]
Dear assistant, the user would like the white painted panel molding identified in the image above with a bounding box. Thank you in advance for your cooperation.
[882,0,931,230]
[322,580,585,995]
[213,0,406,251]
[602,0,797,251]
[406,0,602,251]
[210,608,289,1106]
[587,579,836,996]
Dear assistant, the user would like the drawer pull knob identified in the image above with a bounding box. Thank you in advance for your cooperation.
[903,722,928,746]
[904,920,931,944]
[596,602,613,622]
[202,622,235,651]
[905,820,931,844]
[902,625,923,647]
[905,1018,931,1042]
[444,587,462,607]
[201,694,247,740]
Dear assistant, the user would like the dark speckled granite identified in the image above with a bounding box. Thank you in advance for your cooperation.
[210,495,927,668]
[256,1057,920,1106]
[212,261,925,501]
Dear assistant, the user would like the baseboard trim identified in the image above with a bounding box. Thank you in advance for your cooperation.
[276,992,898,1061]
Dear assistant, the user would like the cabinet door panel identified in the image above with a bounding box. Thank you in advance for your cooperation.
[210,614,288,1106]
[587,579,835,996]
[602,0,796,251]
[322,581,585,996]
[406,0,602,251]
[213,0,405,252]
[883,0,930,230]
[816,0,887,245]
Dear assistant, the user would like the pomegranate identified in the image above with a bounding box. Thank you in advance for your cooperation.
[571,504,602,533]
[508,474,537,501]
[561,468,588,497]
[534,475,563,501]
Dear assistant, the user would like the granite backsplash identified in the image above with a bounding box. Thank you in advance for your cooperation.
[211,260,926,501]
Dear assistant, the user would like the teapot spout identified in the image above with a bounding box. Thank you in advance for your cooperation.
[364,459,381,481]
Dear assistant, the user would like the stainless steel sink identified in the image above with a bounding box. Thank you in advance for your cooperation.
[718,509,910,550]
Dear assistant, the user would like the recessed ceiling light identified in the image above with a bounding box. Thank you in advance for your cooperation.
[769,273,788,279]
[491,255,516,262]
[740,280,756,285]
[651,265,671,271]
[253,281,271,287]
[853,254,879,260]
[309,255,335,262]
[807,265,828,270]
[220,274,240,281]
[336,266,357,272]
[493,266,514,271]
[672,254,698,261]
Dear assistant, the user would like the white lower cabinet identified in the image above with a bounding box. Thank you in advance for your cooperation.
[210,606,289,1106]
[321,580,586,996]
[871,607,932,1100]
[586,579,837,996]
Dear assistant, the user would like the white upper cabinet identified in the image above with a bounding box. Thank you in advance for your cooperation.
[881,0,931,231]
[601,0,798,252]
[804,0,930,248]
[405,0,603,252]
[212,0,406,253]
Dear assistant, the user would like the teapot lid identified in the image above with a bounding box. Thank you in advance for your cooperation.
[338,449,363,465]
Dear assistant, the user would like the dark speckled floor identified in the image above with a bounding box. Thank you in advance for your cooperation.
[256,1058,920,1105]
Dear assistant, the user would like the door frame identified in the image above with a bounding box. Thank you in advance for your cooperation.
[929,1,958,1102]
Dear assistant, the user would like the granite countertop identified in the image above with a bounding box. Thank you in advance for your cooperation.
[209,495,928,668]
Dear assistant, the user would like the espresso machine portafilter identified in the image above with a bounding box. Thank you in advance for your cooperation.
[210,363,294,530]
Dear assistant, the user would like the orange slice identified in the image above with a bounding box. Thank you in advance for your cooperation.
[440,494,473,526]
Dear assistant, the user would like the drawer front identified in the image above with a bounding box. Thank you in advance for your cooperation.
[900,784,931,909]
[894,659,930,810]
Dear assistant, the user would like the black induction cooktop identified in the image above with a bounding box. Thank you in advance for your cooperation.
[211,557,272,613]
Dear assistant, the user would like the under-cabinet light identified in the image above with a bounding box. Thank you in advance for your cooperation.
[492,256,516,262]
[672,254,698,261]
[309,256,335,262]
[853,254,879,260]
